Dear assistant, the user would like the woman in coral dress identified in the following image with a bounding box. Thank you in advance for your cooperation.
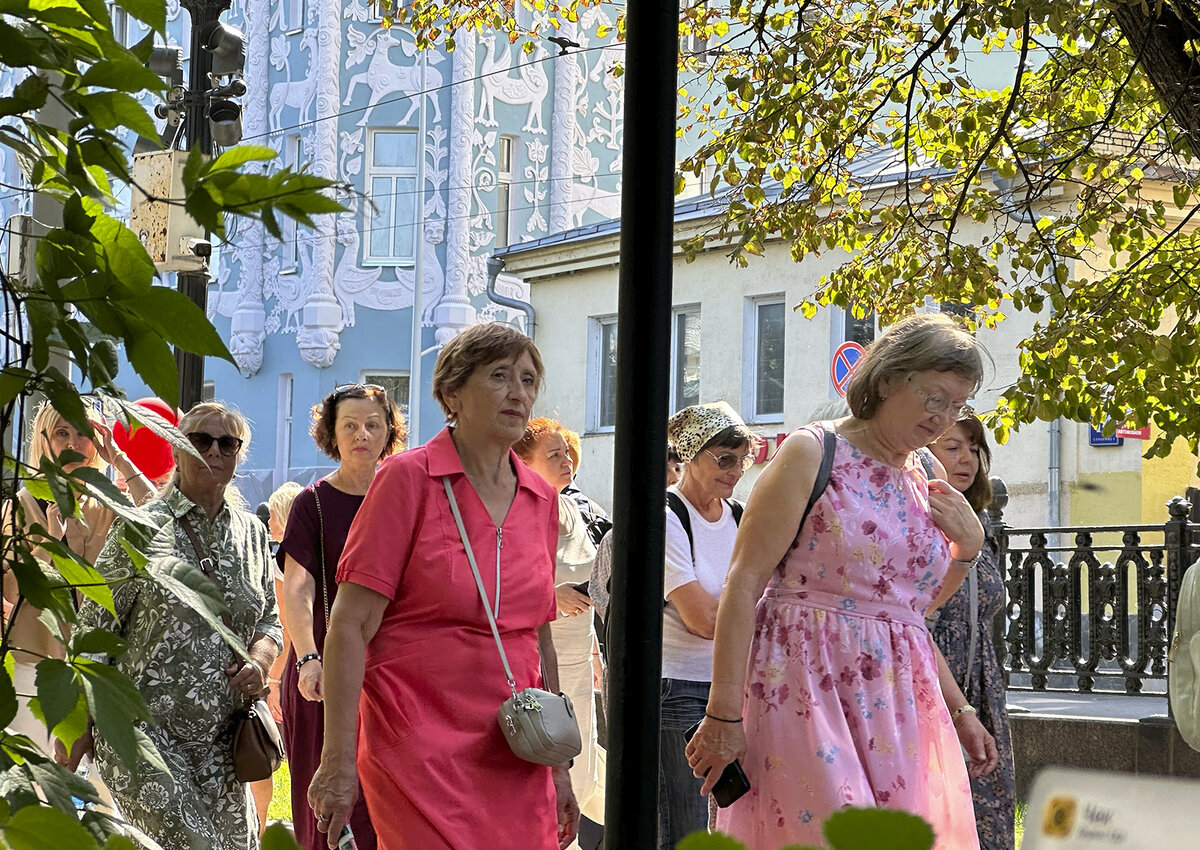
[688,314,998,850]
[307,323,579,850]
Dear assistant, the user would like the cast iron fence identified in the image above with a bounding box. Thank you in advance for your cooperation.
[989,487,1200,695]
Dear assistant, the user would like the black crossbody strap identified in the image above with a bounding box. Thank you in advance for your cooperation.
[179,514,234,632]
[794,422,837,541]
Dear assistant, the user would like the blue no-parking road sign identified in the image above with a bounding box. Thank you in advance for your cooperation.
[830,341,865,397]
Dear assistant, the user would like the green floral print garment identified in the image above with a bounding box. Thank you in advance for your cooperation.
[79,487,283,850]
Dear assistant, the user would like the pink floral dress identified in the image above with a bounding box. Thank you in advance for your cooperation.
[716,427,979,850]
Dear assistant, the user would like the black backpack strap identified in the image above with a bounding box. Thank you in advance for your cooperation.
[795,423,837,540]
[666,490,694,564]
[728,499,745,525]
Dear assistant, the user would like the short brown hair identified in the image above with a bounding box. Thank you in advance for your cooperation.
[846,313,984,420]
[515,417,582,475]
[310,386,407,461]
[432,323,545,421]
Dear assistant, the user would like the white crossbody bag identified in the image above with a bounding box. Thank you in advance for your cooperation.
[442,477,582,766]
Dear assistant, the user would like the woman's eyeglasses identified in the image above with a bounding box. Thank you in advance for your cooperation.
[906,375,969,419]
[703,449,754,472]
[187,432,244,457]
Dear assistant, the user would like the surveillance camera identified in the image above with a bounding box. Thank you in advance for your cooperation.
[182,237,212,259]
[208,98,243,146]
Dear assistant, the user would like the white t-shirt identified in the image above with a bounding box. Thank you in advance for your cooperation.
[661,486,738,682]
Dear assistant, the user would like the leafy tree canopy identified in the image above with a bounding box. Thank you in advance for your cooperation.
[0,1,336,845]
[396,0,1200,459]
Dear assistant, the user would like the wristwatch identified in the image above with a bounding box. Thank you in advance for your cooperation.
[951,551,982,571]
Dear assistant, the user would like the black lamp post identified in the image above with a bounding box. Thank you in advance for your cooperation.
[174,0,231,412]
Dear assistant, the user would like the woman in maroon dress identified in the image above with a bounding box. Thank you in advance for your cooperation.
[278,384,406,850]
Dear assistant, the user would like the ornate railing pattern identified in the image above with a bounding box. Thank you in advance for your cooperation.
[990,489,1200,695]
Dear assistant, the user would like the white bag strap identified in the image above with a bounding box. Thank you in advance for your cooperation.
[442,476,518,698]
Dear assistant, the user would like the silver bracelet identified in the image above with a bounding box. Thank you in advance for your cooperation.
[950,551,981,571]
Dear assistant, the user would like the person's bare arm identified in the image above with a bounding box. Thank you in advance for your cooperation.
[667,582,719,639]
[933,641,998,778]
[307,582,389,847]
[282,556,323,700]
[686,430,824,795]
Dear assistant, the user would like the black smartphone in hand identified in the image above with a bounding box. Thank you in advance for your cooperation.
[572,581,590,598]
[683,720,751,807]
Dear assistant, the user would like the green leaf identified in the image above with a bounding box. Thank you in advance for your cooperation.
[150,555,249,662]
[69,627,128,659]
[71,91,159,139]
[116,286,232,359]
[678,833,751,850]
[33,659,79,734]
[0,666,16,729]
[1,803,97,850]
[209,145,278,171]
[80,57,163,94]
[823,808,934,850]
[122,319,180,408]
[115,0,166,33]
[102,393,200,464]
[25,759,103,811]
[262,822,303,850]
[75,660,168,776]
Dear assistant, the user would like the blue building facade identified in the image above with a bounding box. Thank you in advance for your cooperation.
[3,0,638,505]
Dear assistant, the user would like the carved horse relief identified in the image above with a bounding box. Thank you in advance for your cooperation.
[344,29,443,127]
[478,36,548,134]
[268,28,319,131]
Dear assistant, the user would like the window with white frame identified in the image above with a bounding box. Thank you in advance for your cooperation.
[281,133,302,270]
[283,0,304,31]
[112,5,129,45]
[588,317,619,431]
[672,307,701,413]
[366,129,418,265]
[495,135,516,248]
[361,371,411,420]
[749,298,785,420]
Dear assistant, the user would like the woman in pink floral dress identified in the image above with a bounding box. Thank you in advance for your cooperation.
[687,314,998,850]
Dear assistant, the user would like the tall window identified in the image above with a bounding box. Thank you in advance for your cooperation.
[844,306,875,346]
[749,298,785,420]
[496,135,516,248]
[274,373,293,487]
[588,317,619,431]
[283,0,304,32]
[361,371,411,420]
[282,133,302,270]
[366,128,418,265]
[112,6,129,45]
[672,307,701,413]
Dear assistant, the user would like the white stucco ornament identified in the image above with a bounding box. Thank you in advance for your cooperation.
[230,303,266,376]
[296,292,344,369]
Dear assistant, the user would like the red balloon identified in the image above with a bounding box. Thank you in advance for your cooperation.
[112,397,180,480]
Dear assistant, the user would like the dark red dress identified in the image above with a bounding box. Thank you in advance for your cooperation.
[278,479,377,850]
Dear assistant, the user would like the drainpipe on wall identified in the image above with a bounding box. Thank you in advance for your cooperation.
[1049,417,1061,547]
[485,255,536,338]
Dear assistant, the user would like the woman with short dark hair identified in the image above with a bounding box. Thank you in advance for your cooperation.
[277,383,405,850]
[308,323,578,850]
[688,313,996,850]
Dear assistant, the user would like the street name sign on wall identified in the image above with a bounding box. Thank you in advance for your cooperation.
[830,341,865,397]
[1088,427,1123,447]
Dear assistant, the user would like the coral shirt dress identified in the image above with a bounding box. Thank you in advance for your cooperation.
[716,427,979,850]
[337,427,561,850]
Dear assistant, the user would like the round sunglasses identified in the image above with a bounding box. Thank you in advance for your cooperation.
[186,432,244,457]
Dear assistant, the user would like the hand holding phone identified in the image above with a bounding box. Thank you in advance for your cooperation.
[684,720,751,807]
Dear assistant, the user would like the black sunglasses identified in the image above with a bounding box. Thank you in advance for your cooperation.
[187,432,244,457]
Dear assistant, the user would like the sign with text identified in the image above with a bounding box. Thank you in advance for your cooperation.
[1114,424,1150,440]
[1087,427,1123,448]
[1024,767,1200,848]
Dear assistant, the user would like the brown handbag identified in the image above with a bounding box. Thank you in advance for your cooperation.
[230,698,285,782]
[179,515,285,782]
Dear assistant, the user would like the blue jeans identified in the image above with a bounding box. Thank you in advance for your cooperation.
[659,678,710,850]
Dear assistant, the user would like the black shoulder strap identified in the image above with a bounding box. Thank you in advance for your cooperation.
[795,423,837,540]
[728,499,744,525]
[918,449,935,478]
[666,490,693,563]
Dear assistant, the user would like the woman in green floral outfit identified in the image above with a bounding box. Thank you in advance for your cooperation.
[67,402,282,849]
